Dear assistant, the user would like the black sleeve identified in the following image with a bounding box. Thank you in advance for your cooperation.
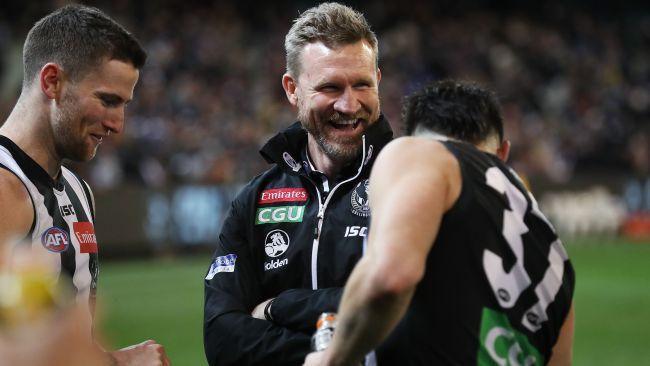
[203,196,311,366]
[269,287,343,333]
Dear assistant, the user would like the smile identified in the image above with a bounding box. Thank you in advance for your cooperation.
[330,118,361,131]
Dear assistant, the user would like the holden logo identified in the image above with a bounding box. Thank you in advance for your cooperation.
[351,179,371,217]
[264,229,290,258]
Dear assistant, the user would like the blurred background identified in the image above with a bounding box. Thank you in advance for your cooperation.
[1,0,649,364]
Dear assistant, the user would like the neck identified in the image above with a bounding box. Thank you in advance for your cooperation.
[306,135,349,181]
[1,93,62,178]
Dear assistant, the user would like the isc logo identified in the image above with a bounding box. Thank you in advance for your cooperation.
[59,204,75,217]
[41,227,70,253]
[344,226,367,238]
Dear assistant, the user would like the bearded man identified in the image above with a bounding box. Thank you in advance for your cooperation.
[202,3,392,365]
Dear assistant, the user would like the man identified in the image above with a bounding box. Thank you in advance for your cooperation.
[305,81,575,365]
[203,3,392,365]
[0,5,170,365]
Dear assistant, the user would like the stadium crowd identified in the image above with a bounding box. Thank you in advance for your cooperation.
[1,1,648,190]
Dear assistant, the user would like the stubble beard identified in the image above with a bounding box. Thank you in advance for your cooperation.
[52,91,95,162]
[298,106,375,165]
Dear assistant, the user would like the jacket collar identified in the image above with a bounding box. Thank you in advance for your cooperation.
[259,114,393,176]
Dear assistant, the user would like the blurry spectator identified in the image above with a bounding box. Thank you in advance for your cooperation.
[1,1,648,189]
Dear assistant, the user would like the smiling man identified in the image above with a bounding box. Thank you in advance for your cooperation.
[203,3,393,365]
[0,5,169,365]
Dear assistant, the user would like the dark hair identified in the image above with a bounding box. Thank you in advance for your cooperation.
[22,4,146,88]
[403,80,504,144]
[285,2,378,77]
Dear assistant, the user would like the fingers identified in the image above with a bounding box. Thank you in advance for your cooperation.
[146,341,169,366]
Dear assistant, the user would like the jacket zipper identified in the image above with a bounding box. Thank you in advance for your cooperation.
[308,136,367,290]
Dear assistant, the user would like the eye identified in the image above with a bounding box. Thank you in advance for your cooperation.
[97,93,123,107]
[354,82,371,89]
[318,84,339,93]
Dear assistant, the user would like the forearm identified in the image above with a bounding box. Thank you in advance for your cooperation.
[270,288,343,332]
[326,259,415,366]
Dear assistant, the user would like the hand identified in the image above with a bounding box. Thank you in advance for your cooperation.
[303,350,329,366]
[251,298,274,320]
[0,307,105,366]
[109,340,170,366]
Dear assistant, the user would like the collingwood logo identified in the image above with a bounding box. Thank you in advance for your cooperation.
[351,179,371,217]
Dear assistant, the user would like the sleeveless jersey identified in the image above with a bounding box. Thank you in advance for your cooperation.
[375,140,575,365]
[0,136,99,315]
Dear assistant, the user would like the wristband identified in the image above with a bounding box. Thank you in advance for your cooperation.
[264,298,275,322]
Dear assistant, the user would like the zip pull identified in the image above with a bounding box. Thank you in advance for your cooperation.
[314,208,324,239]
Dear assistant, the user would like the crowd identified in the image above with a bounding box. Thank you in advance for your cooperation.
[1,1,648,190]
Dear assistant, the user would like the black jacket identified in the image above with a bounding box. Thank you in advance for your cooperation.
[204,117,393,365]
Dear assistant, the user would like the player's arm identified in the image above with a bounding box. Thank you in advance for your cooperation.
[307,138,461,366]
[548,303,575,366]
[204,195,311,366]
[0,168,34,265]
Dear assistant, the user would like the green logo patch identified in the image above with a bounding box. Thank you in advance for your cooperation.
[255,206,305,225]
[477,308,544,366]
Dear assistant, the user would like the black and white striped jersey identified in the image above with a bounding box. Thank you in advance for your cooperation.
[376,140,574,366]
[0,136,98,316]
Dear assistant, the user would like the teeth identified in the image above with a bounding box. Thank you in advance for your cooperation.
[332,119,357,125]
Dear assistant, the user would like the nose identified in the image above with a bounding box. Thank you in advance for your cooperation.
[102,110,125,135]
[333,87,361,116]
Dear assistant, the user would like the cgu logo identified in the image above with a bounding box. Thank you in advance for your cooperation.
[344,226,367,238]
[484,326,539,366]
[255,206,305,224]
[41,227,70,253]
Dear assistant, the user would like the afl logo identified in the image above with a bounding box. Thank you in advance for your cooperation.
[264,229,290,258]
[351,179,371,217]
[41,227,70,253]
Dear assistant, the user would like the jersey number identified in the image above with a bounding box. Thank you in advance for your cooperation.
[482,167,569,332]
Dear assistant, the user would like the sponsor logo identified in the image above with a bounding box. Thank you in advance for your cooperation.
[41,227,69,253]
[283,152,301,172]
[205,254,237,279]
[73,222,98,253]
[256,206,305,225]
[351,179,371,217]
[264,229,290,257]
[59,204,76,217]
[478,307,543,366]
[258,188,308,204]
[344,226,368,238]
[264,258,288,271]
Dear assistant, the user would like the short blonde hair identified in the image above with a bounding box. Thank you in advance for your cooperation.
[284,2,378,77]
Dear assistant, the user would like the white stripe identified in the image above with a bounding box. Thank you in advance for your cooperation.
[61,169,92,304]
[521,239,568,332]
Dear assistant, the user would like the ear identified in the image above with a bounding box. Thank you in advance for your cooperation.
[40,63,64,100]
[376,67,382,85]
[282,73,298,107]
[497,139,511,162]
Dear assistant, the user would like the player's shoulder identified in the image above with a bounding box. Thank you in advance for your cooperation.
[0,167,31,203]
[0,168,34,237]
[375,136,457,171]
